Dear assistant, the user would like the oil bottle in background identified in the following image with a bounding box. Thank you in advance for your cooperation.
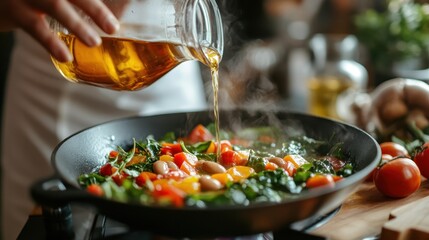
[307,34,367,119]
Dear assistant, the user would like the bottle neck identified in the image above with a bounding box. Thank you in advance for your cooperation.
[178,0,224,67]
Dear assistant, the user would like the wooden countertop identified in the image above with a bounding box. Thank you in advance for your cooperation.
[310,179,429,240]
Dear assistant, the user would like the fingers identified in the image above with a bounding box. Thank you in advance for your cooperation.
[19,0,121,62]
[13,2,73,62]
[71,0,120,34]
[29,0,102,47]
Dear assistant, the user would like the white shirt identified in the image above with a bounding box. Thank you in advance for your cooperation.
[1,30,208,240]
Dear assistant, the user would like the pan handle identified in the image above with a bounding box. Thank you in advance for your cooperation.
[31,176,95,207]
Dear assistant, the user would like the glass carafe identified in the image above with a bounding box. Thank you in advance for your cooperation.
[50,0,224,91]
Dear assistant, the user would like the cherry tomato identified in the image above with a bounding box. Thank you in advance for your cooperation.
[413,142,429,179]
[306,174,335,189]
[373,157,421,198]
[186,124,213,144]
[380,142,409,157]
[365,154,393,182]
[86,184,104,197]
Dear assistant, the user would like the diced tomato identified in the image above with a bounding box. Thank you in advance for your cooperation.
[173,152,198,168]
[160,143,182,156]
[152,183,186,207]
[108,150,119,159]
[306,174,335,189]
[332,175,343,182]
[217,140,233,153]
[219,150,242,168]
[186,124,214,144]
[112,172,128,186]
[265,162,279,171]
[135,172,158,187]
[86,184,104,197]
[180,161,197,176]
[282,160,297,177]
[324,156,346,171]
[99,163,117,176]
[206,140,233,154]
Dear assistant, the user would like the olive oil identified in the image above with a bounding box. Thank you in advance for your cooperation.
[52,33,224,157]
[203,48,222,158]
[307,75,354,119]
[51,34,209,91]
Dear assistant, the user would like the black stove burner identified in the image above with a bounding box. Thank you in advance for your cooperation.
[18,204,336,240]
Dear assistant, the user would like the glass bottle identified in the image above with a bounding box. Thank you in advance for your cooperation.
[307,34,367,119]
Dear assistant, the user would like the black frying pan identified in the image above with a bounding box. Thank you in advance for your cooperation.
[31,110,380,238]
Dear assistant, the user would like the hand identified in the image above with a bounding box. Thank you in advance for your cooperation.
[0,0,120,62]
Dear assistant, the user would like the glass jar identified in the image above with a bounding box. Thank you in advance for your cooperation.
[50,0,224,91]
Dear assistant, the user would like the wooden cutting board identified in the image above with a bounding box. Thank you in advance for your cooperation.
[380,195,429,240]
[310,180,429,240]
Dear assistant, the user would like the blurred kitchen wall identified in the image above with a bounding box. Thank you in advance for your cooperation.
[204,0,387,111]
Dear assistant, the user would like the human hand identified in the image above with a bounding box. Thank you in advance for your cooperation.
[0,0,120,62]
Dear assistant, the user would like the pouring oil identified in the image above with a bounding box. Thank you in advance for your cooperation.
[53,33,224,158]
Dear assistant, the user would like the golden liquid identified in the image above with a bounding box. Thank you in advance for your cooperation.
[203,48,222,158]
[52,34,207,91]
[53,34,223,157]
[307,75,354,119]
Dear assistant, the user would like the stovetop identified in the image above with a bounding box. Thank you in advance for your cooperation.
[18,204,334,240]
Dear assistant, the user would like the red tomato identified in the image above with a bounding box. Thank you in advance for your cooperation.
[135,172,158,187]
[180,161,197,176]
[160,143,182,156]
[152,183,185,207]
[186,124,213,144]
[219,150,242,168]
[216,140,233,153]
[112,172,128,186]
[374,157,421,198]
[306,174,335,189]
[324,156,345,171]
[86,184,104,197]
[380,142,409,157]
[108,150,119,160]
[99,163,117,176]
[280,160,297,177]
[365,154,393,182]
[413,142,429,179]
[173,152,198,168]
